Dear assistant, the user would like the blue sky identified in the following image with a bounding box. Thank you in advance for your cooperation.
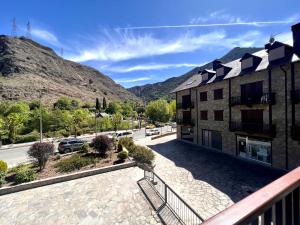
[0,0,299,88]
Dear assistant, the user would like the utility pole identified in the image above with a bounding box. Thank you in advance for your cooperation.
[12,17,17,37]
[39,90,43,143]
[26,21,31,39]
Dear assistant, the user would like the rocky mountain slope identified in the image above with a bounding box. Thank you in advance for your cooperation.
[0,35,140,104]
[128,47,263,101]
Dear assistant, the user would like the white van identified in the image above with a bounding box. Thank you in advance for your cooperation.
[113,131,134,140]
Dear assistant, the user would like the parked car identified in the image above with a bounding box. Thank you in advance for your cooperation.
[154,122,164,127]
[145,124,156,129]
[108,131,134,140]
[146,128,160,136]
[58,138,86,154]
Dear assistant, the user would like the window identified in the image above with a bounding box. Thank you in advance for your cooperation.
[202,129,222,150]
[214,110,224,121]
[241,57,253,70]
[216,67,224,77]
[214,89,223,100]
[200,92,207,101]
[241,81,263,104]
[200,110,208,120]
[269,46,285,61]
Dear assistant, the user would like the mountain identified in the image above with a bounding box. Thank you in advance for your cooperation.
[128,47,263,101]
[0,35,140,104]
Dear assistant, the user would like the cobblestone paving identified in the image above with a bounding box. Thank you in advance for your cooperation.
[0,167,162,225]
[137,135,284,220]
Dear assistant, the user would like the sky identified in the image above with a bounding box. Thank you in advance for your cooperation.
[0,0,299,88]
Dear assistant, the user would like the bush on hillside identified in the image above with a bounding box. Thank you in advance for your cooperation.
[54,154,96,172]
[27,142,55,170]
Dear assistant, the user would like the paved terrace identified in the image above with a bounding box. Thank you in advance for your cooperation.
[137,135,285,220]
[0,167,161,225]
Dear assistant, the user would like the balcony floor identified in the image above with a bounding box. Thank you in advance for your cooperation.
[136,135,284,220]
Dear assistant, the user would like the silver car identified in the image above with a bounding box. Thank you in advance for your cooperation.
[58,138,85,154]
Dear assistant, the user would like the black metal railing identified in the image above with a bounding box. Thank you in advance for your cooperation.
[229,121,276,137]
[291,123,300,141]
[291,90,300,104]
[230,93,276,106]
[177,118,195,126]
[177,102,195,109]
[144,170,203,225]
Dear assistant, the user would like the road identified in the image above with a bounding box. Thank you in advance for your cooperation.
[0,126,174,168]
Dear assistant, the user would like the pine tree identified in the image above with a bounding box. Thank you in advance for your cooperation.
[103,97,107,110]
[96,98,100,111]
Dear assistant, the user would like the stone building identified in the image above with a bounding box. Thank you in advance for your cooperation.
[172,23,300,170]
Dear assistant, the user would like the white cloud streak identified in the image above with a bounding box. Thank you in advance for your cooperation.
[67,29,266,63]
[31,28,61,46]
[115,77,151,83]
[103,63,201,73]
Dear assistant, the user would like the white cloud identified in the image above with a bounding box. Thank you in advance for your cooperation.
[31,29,61,46]
[67,29,266,63]
[115,77,151,83]
[190,10,245,24]
[103,63,201,73]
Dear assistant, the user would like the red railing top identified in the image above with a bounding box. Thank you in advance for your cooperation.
[201,167,300,225]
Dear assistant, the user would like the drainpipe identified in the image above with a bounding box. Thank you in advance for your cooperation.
[280,65,288,170]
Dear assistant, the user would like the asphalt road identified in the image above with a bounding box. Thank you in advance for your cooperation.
[0,126,174,167]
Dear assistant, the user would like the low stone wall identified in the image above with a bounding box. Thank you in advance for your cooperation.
[151,132,176,140]
[0,161,136,196]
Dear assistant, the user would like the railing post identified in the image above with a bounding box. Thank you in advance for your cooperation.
[165,184,168,204]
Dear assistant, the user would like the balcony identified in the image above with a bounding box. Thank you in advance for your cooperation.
[202,166,300,225]
[230,121,276,137]
[291,89,300,104]
[230,93,276,106]
[291,123,300,141]
[176,102,195,109]
[177,118,195,126]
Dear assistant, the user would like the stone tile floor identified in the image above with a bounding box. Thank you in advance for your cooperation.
[0,167,162,225]
[136,135,284,220]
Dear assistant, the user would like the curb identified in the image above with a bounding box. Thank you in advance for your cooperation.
[0,161,136,196]
[151,132,176,140]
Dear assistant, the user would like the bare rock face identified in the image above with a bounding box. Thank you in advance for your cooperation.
[0,35,140,104]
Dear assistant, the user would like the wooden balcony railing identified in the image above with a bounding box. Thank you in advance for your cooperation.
[202,167,300,225]
[229,121,276,137]
[291,90,300,104]
[230,93,276,106]
[177,102,195,109]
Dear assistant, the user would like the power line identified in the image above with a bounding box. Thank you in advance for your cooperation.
[11,17,17,37]
[26,21,31,39]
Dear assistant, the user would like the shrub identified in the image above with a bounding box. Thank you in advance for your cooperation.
[0,171,5,187]
[15,168,37,184]
[117,143,123,152]
[15,131,39,144]
[118,137,134,153]
[54,154,96,172]
[80,143,89,153]
[117,150,128,162]
[92,135,112,155]
[27,142,55,170]
[0,160,8,173]
[132,145,155,166]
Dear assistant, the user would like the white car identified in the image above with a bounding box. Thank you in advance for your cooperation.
[146,129,160,136]
[107,131,134,140]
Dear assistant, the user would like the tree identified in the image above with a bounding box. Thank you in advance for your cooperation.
[6,113,26,143]
[98,117,112,131]
[92,135,112,155]
[146,99,171,123]
[111,112,122,132]
[0,118,7,141]
[28,142,54,170]
[102,97,107,110]
[5,102,30,116]
[96,98,101,112]
[121,103,133,118]
[71,109,90,137]
[169,100,176,121]
[105,102,122,114]
[71,99,80,109]
[53,97,72,110]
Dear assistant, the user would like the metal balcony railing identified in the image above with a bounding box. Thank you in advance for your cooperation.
[291,123,300,141]
[177,102,195,109]
[177,118,195,126]
[229,121,276,137]
[144,170,203,225]
[202,166,300,225]
[291,89,300,104]
[230,93,276,106]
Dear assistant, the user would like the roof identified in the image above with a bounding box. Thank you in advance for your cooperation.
[172,42,300,93]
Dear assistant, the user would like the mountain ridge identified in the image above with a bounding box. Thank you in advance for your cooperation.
[128,47,263,101]
[0,35,141,104]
